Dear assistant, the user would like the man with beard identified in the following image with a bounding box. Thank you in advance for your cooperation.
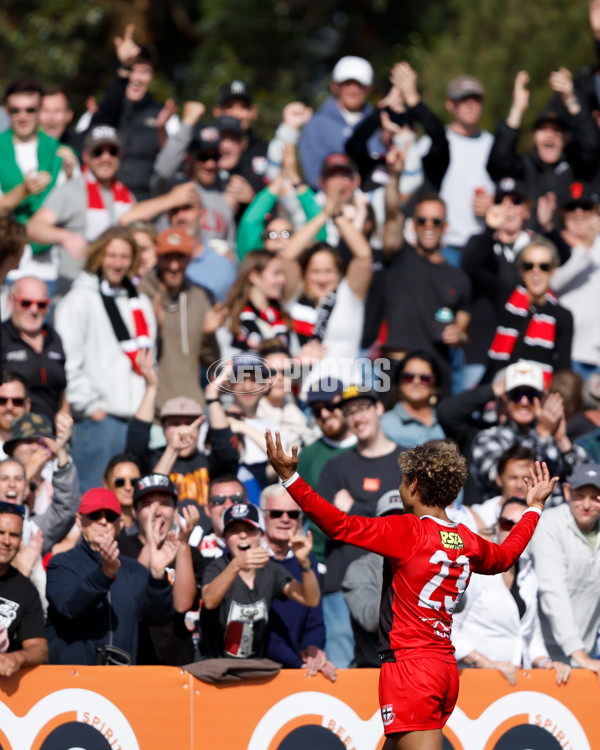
[381,189,471,395]
[0,374,30,455]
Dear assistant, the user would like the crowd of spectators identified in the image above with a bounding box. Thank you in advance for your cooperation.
[1,8,600,690]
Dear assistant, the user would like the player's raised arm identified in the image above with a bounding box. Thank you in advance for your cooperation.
[266,430,298,481]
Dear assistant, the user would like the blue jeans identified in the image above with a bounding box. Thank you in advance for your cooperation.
[73,415,129,494]
[322,591,355,668]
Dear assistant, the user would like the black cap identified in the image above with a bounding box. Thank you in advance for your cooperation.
[495,176,529,203]
[306,378,344,405]
[133,473,178,505]
[340,384,379,406]
[559,181,599,210]
[214,115,244,138]
[223,503,262,532]
[190,123,221,154]
[533,109,569,131]
[217,80,253,106]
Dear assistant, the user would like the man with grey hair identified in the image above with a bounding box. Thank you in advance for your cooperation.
[261,483,336,681]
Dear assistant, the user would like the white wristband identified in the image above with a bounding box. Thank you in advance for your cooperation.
[282,472,299,489]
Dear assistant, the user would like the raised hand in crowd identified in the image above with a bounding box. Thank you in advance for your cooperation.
[166,416,205,456]
[147,503,180,578]
[57,145,78,180]
[181,100,206,127]
[282,102,313,131]
[390,61,420,108]
[114,23,140,71]
[156,98,178,147]
[472,187,494,218]
[534,391,565,439]
[14,527,44,579]
[537,191,557,233]
[223,174,255,211]
[549,67,580,115]
[202,301,229,335]
[55,412,73,466]
[507,70,530,128]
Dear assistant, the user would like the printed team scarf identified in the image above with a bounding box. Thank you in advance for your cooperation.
[488,285,557,387]
[236,300,289,350]
[290,290,337,346]
[98,273,151,375]
[83,165,135,241]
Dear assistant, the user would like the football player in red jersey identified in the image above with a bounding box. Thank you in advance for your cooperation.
[266,431,557,750]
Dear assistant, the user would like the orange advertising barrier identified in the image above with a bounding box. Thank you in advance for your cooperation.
[0,666,598,748]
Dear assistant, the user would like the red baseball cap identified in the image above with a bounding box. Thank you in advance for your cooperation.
[79,488,122,516]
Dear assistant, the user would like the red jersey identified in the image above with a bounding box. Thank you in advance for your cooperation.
[286,475,541,662]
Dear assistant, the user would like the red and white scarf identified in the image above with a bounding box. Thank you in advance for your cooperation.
[488,285,557,387]
[99,277,151,376]
[83,166,135,241]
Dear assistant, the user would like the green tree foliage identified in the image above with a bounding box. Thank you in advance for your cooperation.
[0,0,596,144]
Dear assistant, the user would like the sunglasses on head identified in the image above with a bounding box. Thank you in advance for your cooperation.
[498,517,517,532]
[209,492,246,506]
[401,371,434,386]
[520,261,552,272]
[12,296,49,311]
[86,509,120,522]
[415,216,444,227]
[8,107,38,115]
[114,477,139,489]
[509,388,539,403]
[91,145,120,158]
[0,500,25,517]
[0,397,26,407]
[266,509,301,520]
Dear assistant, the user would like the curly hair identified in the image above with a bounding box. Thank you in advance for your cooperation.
[84,226,140,278]
[398,441,467,508]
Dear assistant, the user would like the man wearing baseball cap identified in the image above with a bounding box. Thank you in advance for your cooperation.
[531,462,600,677]
[199,502,319,659]
[137,227,221,410]
[299,55,379,190]
[27,124,135,295]
[45,486,174,665]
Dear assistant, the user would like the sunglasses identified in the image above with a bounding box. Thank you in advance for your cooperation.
[12,296,49,311]
[0,500,25,517]
[0,397,26,407]
[520,261,552,272]
[114,477,139,489]
[8,107,38,115]
[508,388,539,403]
[310,402,339,418]
[498,517,517,532]
[209,492,246,506]
[266,509,301,520]
[86,509,120,522]
[91,145,120,158]
[262,230,292,240]
[195,151,220,162]
[494,193,525,206]
[415,216,444,227]
[401,372,434,386]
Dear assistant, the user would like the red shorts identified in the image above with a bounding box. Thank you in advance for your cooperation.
[378,657,459,734]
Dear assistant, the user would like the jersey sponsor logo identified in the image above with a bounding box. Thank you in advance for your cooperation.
[363,477,381,493]
[381,704,395,726]
[439,530,464,550]
[5,349,27,361]
[48,350,64,360]
[0,596,19,629]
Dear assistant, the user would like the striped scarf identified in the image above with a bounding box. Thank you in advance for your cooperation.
[488,285,557,387]
[99,275,151,375]
[289,291,337,346]
[234,300,289,351]
[83,165,135,241]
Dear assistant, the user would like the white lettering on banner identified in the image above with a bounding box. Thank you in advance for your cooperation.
[0,688,140,749]
[247,690,589,750]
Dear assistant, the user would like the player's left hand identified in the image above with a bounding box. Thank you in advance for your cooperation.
[266,430,298,481]
[523,461,559,509]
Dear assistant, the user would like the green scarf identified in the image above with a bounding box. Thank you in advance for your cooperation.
[0,129,64,254]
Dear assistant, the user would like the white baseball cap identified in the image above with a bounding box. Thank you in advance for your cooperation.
[332,56,373,87]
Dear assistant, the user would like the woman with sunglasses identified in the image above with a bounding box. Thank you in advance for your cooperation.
[54,227,156,494]
[103,453,143,533]
[452,497,570,687]
[485,237,573,389]
[381,351,445,448]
